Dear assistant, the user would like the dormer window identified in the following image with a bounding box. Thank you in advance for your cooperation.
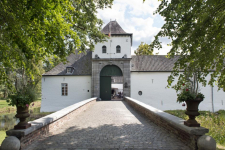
[102,45,107,53]
[116,45,121,53]
[66,67,74,74]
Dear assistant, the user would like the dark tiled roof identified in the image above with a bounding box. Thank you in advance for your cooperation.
[102,21,129,35]
[131,55,180,71]
[43,51,92,76]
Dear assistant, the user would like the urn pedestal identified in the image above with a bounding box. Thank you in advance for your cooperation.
[14,106,31,129]
[184,99,203,127]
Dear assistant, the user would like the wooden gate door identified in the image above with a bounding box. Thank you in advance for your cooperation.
[100,76,111,100]
[100,65,123,100]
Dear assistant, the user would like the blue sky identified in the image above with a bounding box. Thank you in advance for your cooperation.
[97,0,171,55]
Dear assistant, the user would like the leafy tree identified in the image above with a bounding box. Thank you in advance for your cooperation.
[150,0,225,90]
[0,0,113,88]
[2,60,45,99]
[43,55,61,72]
[0,84,8,98]
[135,42,154,55]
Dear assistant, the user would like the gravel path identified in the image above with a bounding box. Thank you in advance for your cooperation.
[25,101,190,150]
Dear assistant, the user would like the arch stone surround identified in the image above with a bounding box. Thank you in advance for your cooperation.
[92,58,131,99]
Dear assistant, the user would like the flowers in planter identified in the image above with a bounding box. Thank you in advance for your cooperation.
[177,82,204,103]
[167,66,206,127]
[7,78,37,108]
[171,72,205,103]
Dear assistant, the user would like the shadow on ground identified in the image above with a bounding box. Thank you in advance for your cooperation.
[25,101,190,150]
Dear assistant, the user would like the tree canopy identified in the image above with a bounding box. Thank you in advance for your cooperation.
[0,0,113,88]
[134,42,154,55]
[150,0,225,90]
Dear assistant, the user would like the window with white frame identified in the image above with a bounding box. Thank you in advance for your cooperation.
[61,83,68,96]
[67,68,72,73]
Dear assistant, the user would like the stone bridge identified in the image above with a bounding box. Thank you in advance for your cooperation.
[2,97,214,150]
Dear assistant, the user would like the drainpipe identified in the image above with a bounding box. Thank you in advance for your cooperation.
[211,86,214,113]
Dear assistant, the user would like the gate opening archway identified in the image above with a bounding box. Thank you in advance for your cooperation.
[100,65,123,100]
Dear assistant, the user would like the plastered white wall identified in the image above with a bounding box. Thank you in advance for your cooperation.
[92,36,131,59]
[131,72,225,112]
[41,76,91,112]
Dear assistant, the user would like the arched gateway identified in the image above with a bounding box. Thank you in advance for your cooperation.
[100,65,123,100]
[91,20,132,99]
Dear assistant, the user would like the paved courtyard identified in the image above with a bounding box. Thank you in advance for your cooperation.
[25,101,190,150]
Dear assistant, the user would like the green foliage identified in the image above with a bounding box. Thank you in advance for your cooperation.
[150,0,225,90]
[0,100,41,113]
[0,100,9,108]
[1,60,44,105]
[7,80,37,107]
[164,110,188,120]
[0,84,9,98]
[177,90,204,103]
[196,93,205,99]
[165,110,225,147]
[43,55,61,72]
[177,91,194,103]
[171,70,205,103]
[0,0,113,88]
[0,131,6,146]
[135,42,154,55]
[0,107,53,146]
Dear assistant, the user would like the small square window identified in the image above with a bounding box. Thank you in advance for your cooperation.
[67,68,72,73]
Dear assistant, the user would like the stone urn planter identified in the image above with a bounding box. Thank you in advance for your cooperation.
[184,98,203,127]
[14,106,31,129]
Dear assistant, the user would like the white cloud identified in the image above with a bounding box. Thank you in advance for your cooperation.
[97,0,171,55]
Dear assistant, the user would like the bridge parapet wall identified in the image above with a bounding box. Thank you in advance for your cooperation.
[124,97,209,150]
[5,97,97,150]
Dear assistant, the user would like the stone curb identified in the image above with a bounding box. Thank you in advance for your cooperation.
[124,97,209,135]
[6,97,97,138]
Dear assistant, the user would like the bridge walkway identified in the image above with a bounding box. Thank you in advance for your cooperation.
[25,101,190,150]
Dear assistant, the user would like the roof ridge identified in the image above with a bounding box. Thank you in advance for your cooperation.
[101,20,127,34]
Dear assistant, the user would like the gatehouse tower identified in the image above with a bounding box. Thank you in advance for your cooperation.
[92,20,133,100]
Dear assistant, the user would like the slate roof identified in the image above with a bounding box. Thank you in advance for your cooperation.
[43,53,180,76]
[43,51,92,76]
[102,20,131,35]
[101,20,133,46]
[131,55,180,72]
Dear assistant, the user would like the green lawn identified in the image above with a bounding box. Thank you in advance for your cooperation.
[0,131,6,146]
[0,98,41,113]
[165,110,225,150]
[0,99,9,108]
[0,109,52,146]
[0,98,43,146]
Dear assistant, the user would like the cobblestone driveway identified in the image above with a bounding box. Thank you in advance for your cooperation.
[25,101,190,150]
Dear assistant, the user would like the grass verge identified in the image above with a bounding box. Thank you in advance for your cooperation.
[165,110,225,150]
[0,99,53,147]
[0,131,6,145]
[0,111,53,146]
[0,98,41,113]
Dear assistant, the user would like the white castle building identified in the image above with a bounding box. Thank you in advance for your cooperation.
[41,21,225,112]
